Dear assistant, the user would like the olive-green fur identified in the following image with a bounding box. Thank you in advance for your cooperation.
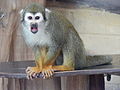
[25,3,44,13]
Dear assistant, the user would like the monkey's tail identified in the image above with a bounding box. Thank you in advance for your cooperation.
[86,55,112,67]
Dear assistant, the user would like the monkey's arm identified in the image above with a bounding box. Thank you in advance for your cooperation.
[52,51,75,71]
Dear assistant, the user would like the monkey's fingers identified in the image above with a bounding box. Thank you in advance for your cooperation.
[48,69,54,77]
[25,66,41,79]
[26,67,31,72]
[26,71,36,79]
[42,69,54,79]
[42,71,47,79]
[26,69,36,79]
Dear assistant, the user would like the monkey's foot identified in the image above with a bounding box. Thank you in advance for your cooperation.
[42,65,54,79]
[41,65,74,79]
[26,66,41,79]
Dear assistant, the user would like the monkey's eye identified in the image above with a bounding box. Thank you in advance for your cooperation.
[35,16,40,20]
[28,16,32,20]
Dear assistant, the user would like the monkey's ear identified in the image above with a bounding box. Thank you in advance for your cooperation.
[45,8,51,13]
[44,8,51,20]
[19,9,24,15]
[19,9,24,22]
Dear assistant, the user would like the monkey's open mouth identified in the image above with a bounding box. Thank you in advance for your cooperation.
[31,24,38,34]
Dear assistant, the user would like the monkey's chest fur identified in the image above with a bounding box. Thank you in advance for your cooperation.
[22,27,52,47]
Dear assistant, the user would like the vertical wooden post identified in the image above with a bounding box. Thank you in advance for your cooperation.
[18,77,61,90]
[61,75,89,90]
[89,74,105,90]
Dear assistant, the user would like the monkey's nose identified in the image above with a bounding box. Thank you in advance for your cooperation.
[31,23,38,28]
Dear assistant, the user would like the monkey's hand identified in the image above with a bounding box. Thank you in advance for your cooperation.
[26,66,42,79]
[42,65,55,79]
[26,65,55,79]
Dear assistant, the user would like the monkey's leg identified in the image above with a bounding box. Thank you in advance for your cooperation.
[42,50,75,79]
[52,48,75,71]
[41,47,61,79]
[51,53,75,71]
[26,47,46,79]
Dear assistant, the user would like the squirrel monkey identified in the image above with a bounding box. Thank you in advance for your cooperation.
[20,3,112,79]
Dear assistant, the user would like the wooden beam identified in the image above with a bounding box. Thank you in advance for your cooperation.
[46,0,120,14]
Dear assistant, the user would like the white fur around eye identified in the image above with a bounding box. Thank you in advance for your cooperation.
[35,13,44,22]
[24,13,34,22]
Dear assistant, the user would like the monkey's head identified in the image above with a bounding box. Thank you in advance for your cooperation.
[20,3,46,34]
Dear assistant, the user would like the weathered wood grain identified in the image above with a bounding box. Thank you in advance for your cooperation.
[21,78,61,90]
[61,76,89,90]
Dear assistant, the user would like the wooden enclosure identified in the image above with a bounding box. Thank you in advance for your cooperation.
[0,0,120,90]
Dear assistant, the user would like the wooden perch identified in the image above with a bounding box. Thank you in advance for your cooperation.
[0,60,120,79]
